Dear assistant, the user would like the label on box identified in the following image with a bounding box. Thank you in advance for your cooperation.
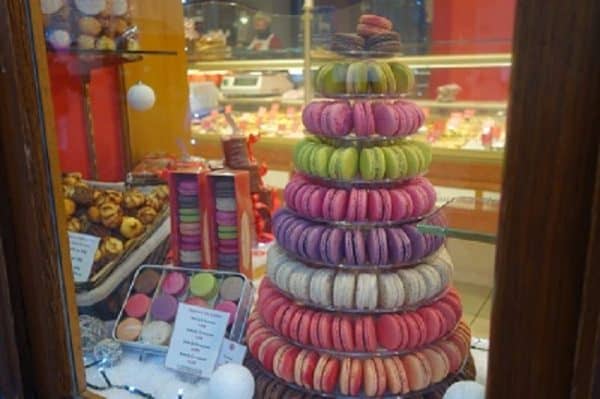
[68,232,100,283]
[216,339,247,367]
[165,304,229,377]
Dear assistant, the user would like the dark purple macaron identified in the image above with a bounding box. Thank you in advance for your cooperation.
[306,226,326,260]
[387,228,407,263]
[353,230,367,265]
[319,228,332,263]
[367,228,389,265]
[345,230,357,264]
[402,224,426,261]
[331,33,365,54]
[326,228,345,265]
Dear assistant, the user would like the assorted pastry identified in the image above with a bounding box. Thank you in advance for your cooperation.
[62,172,168,275]
[41,0,139,51]
[192,110,304,139]
[115,268,249,347]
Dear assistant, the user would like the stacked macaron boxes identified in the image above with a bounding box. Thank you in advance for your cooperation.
[112,265,254,352]
[168,171,209,268]
[245,14,472,398]
[167,169,254,276]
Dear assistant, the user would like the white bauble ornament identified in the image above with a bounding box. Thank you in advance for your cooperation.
[127,82,155,111]
[207,364,254,399]
[47,29,71,49]
[444,381,485,399]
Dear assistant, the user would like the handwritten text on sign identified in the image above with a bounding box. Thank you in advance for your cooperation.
[68,232,100,282]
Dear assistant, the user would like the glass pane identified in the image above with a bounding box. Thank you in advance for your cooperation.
[28,0,514,396]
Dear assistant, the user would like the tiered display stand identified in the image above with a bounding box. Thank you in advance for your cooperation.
[245,26,474,398]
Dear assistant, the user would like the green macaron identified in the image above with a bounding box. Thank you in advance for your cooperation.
[180,214,201,223]
[382,146,407,179]
[218,227,238,239]
[410,140,432,168]
[367,62,388,94]
[346,62,369,94]
[379,62,397,94]
[179,209,200,216]
[402,145,421,176]
[388,62,415,93]
[310,145,334,177]
[359,147,386,180]
[328,147,358,180]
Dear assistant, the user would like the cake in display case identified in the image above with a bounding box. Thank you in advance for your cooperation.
[245,14,472,398]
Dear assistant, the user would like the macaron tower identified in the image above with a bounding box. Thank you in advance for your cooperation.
[246,14,472,398]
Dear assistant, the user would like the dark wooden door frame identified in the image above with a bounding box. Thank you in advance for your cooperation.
[0,238,24,399]
[0,0,94,397]
[487,0,600,398]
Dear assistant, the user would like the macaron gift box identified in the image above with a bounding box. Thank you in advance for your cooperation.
[112,265,254,353]
[205,170,255,278]
[168,170,213,268]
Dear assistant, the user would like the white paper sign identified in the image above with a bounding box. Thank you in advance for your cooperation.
[68,232,101,282]
[216,338,247,367]
[165,304,229,377]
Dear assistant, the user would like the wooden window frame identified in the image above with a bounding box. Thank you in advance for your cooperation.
[0,0,598,398]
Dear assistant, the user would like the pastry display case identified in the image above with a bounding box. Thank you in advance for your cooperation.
[185,0,510,237]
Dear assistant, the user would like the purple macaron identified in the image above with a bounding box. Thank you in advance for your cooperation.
[151,294,179,322]
[402,224,426,261]
[216,211,237,225]
[367,228,389,265]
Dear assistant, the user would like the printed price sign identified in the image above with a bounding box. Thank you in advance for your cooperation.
[68,232,100,283]
[165,304,229,377]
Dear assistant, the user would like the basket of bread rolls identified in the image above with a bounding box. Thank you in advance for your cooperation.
[62,172,170,292]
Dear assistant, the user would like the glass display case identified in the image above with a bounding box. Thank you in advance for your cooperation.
[3,0,599,398]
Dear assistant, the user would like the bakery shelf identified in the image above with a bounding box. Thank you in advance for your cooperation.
[218,96,304,106]
[216,96,507,112]
[48,49,178,76]
[188,53,512,72]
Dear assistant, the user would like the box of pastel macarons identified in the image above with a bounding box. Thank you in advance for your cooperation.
[112,265,254,354]
[167,169,214,269]
[205,169,256,279]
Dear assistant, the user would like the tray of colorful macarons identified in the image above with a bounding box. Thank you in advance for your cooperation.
[112,265,254,353]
